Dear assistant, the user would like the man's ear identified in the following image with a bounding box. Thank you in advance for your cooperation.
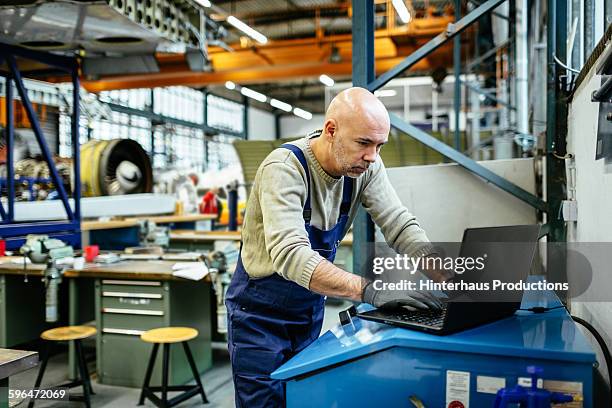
[324,119,337,141]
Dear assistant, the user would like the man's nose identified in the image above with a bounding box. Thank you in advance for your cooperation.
[363,146,378,163]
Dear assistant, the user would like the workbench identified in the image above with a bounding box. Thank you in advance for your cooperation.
[81,213,217,232]
[0,259,213,388]
[169,230,355,271]
[0,348,38,408]
[81,213,217,250]
[273,288,597,407]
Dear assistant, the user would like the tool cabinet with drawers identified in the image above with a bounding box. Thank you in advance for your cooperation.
[95,278,212,387]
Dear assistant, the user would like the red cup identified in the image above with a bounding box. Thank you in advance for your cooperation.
[0,240,5,257]
[84,245,99,262]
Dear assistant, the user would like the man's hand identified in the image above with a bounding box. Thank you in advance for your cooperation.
[362,281,443,311]
[420,254,456,283]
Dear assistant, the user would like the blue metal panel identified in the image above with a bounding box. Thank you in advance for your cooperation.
[284,346,593,408]
[273,308,594,380]
[274,289,595,407]
[89,227,139,250]
[389,113,549,213]
[0,221,80,237]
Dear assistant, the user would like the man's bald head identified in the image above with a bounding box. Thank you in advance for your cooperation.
[325,87,390,134]
[310,87,390,178]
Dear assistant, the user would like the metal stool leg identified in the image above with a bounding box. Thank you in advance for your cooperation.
[76,339,95,395]
[161,343,170,407]
[28,343,50,408]
[74,340,91,408]
[138,343,159,405]
[182,341,208,404]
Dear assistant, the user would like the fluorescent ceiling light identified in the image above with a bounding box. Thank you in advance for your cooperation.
[227,16,268,45]
[241,87,267,103]
[270,99,292,112]
[374,89,397,98]
[293,107,312,120]
[225,81,236,90]
[392,0,411,23]
[194,0,211,7]
[319,74,334,87]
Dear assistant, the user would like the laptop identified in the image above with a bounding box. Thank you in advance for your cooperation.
[357,225,541,335]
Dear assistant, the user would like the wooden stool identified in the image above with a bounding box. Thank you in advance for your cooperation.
[138,327,208,408]
[29,326,96,408]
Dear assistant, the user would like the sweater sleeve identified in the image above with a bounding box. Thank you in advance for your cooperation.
[259,161,325,288]
[360,158,435,258]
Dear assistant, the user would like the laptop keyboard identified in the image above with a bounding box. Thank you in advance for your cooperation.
[389,304,448,327]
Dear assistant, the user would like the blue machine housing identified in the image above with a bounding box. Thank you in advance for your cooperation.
[272,289,596,407]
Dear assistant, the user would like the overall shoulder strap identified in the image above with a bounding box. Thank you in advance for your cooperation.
[339,176,353,221]
[279,144,311,223]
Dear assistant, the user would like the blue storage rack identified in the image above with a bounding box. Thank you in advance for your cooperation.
[0,43,81,250]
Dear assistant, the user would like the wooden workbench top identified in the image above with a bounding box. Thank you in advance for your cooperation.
[0,348,38,379]
[0,258,210,282]
[81,213,216,231]
[0,258,45,276]
[63,260,210,281]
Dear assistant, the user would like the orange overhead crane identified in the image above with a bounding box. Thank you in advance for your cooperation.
[80,10,470,92]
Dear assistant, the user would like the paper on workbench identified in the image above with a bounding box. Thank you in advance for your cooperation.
[172,262,209,281]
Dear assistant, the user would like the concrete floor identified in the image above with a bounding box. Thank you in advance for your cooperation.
[8,301,349,407]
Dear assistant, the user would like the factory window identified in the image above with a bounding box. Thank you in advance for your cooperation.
[153,87,204,124]
[99,88,151,110]
[58,86,242,172]
[151,125,206,171]
[59,111,152,157]
[206,94,245,135]
[207,134,240,171]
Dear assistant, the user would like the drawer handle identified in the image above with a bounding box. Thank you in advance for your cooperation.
[102,280,161,286]
[102,308,164,316]
[102,328,145,336]
[103,292,163,299]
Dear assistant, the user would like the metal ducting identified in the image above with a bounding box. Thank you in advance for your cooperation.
[80,139,153,196]
[0,0,214,74]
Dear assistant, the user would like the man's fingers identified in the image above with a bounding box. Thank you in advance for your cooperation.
[410,291,443,310]
[398,298,429,310]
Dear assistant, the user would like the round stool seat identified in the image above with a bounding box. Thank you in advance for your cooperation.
[41,326,97,341]
[141,327,198,344]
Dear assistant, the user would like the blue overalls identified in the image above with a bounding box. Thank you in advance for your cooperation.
[225,143,353,408]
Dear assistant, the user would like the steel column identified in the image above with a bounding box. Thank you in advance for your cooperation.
[5,76,14,222]
[242,95,249,139]
[453,0,462,150]
[368,0,506,92]
[546,0,567,243]
[352,0,376,277]
[71,73,81,223]
[545,0,568,293]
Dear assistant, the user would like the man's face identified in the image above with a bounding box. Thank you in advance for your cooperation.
[331,123,388,178]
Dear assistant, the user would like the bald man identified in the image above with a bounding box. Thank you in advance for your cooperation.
[226,87,446,407]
